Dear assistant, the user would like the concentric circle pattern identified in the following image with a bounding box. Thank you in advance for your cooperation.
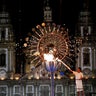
[24,23,74,78]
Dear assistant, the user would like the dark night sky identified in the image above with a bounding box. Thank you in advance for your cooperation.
[0,0,96,39]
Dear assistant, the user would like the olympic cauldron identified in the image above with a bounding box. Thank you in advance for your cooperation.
[43,50,60,96]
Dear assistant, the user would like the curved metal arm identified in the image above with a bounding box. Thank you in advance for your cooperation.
[56,58,73,72]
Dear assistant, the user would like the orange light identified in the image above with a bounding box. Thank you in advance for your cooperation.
[42,23,45,27]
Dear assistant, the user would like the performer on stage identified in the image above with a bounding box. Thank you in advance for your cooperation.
[69,67,84,96]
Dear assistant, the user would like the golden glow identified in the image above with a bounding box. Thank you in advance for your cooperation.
[70,76,74,79]
[24,43,27,47]
[28,76,32,80]
[10,76,14,80]
[57,75,61,79]
[15,77,19,80]
[14,74,21,80]
[92,76,95,79]
[85,76,88,79]
[28,74,33,79]
[36,76,39,79]
[41,23,46,27]
[0,77,5,80]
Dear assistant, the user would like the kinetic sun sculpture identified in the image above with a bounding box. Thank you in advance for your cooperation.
[24,22,74,69]
[24,22,75,96]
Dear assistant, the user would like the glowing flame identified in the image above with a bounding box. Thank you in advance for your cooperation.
[44,51,54,62]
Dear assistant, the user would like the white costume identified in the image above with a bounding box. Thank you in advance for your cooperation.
[73,71,83,92]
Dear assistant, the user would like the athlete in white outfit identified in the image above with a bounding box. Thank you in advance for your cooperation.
[69,67,84,96]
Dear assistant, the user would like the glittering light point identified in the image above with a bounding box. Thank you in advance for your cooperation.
[70,76,74,79]
[57,75,61,79]
[24,43,27,47]
[36,76,39,79]
[0,77,5,80]
[41,22,46,27]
